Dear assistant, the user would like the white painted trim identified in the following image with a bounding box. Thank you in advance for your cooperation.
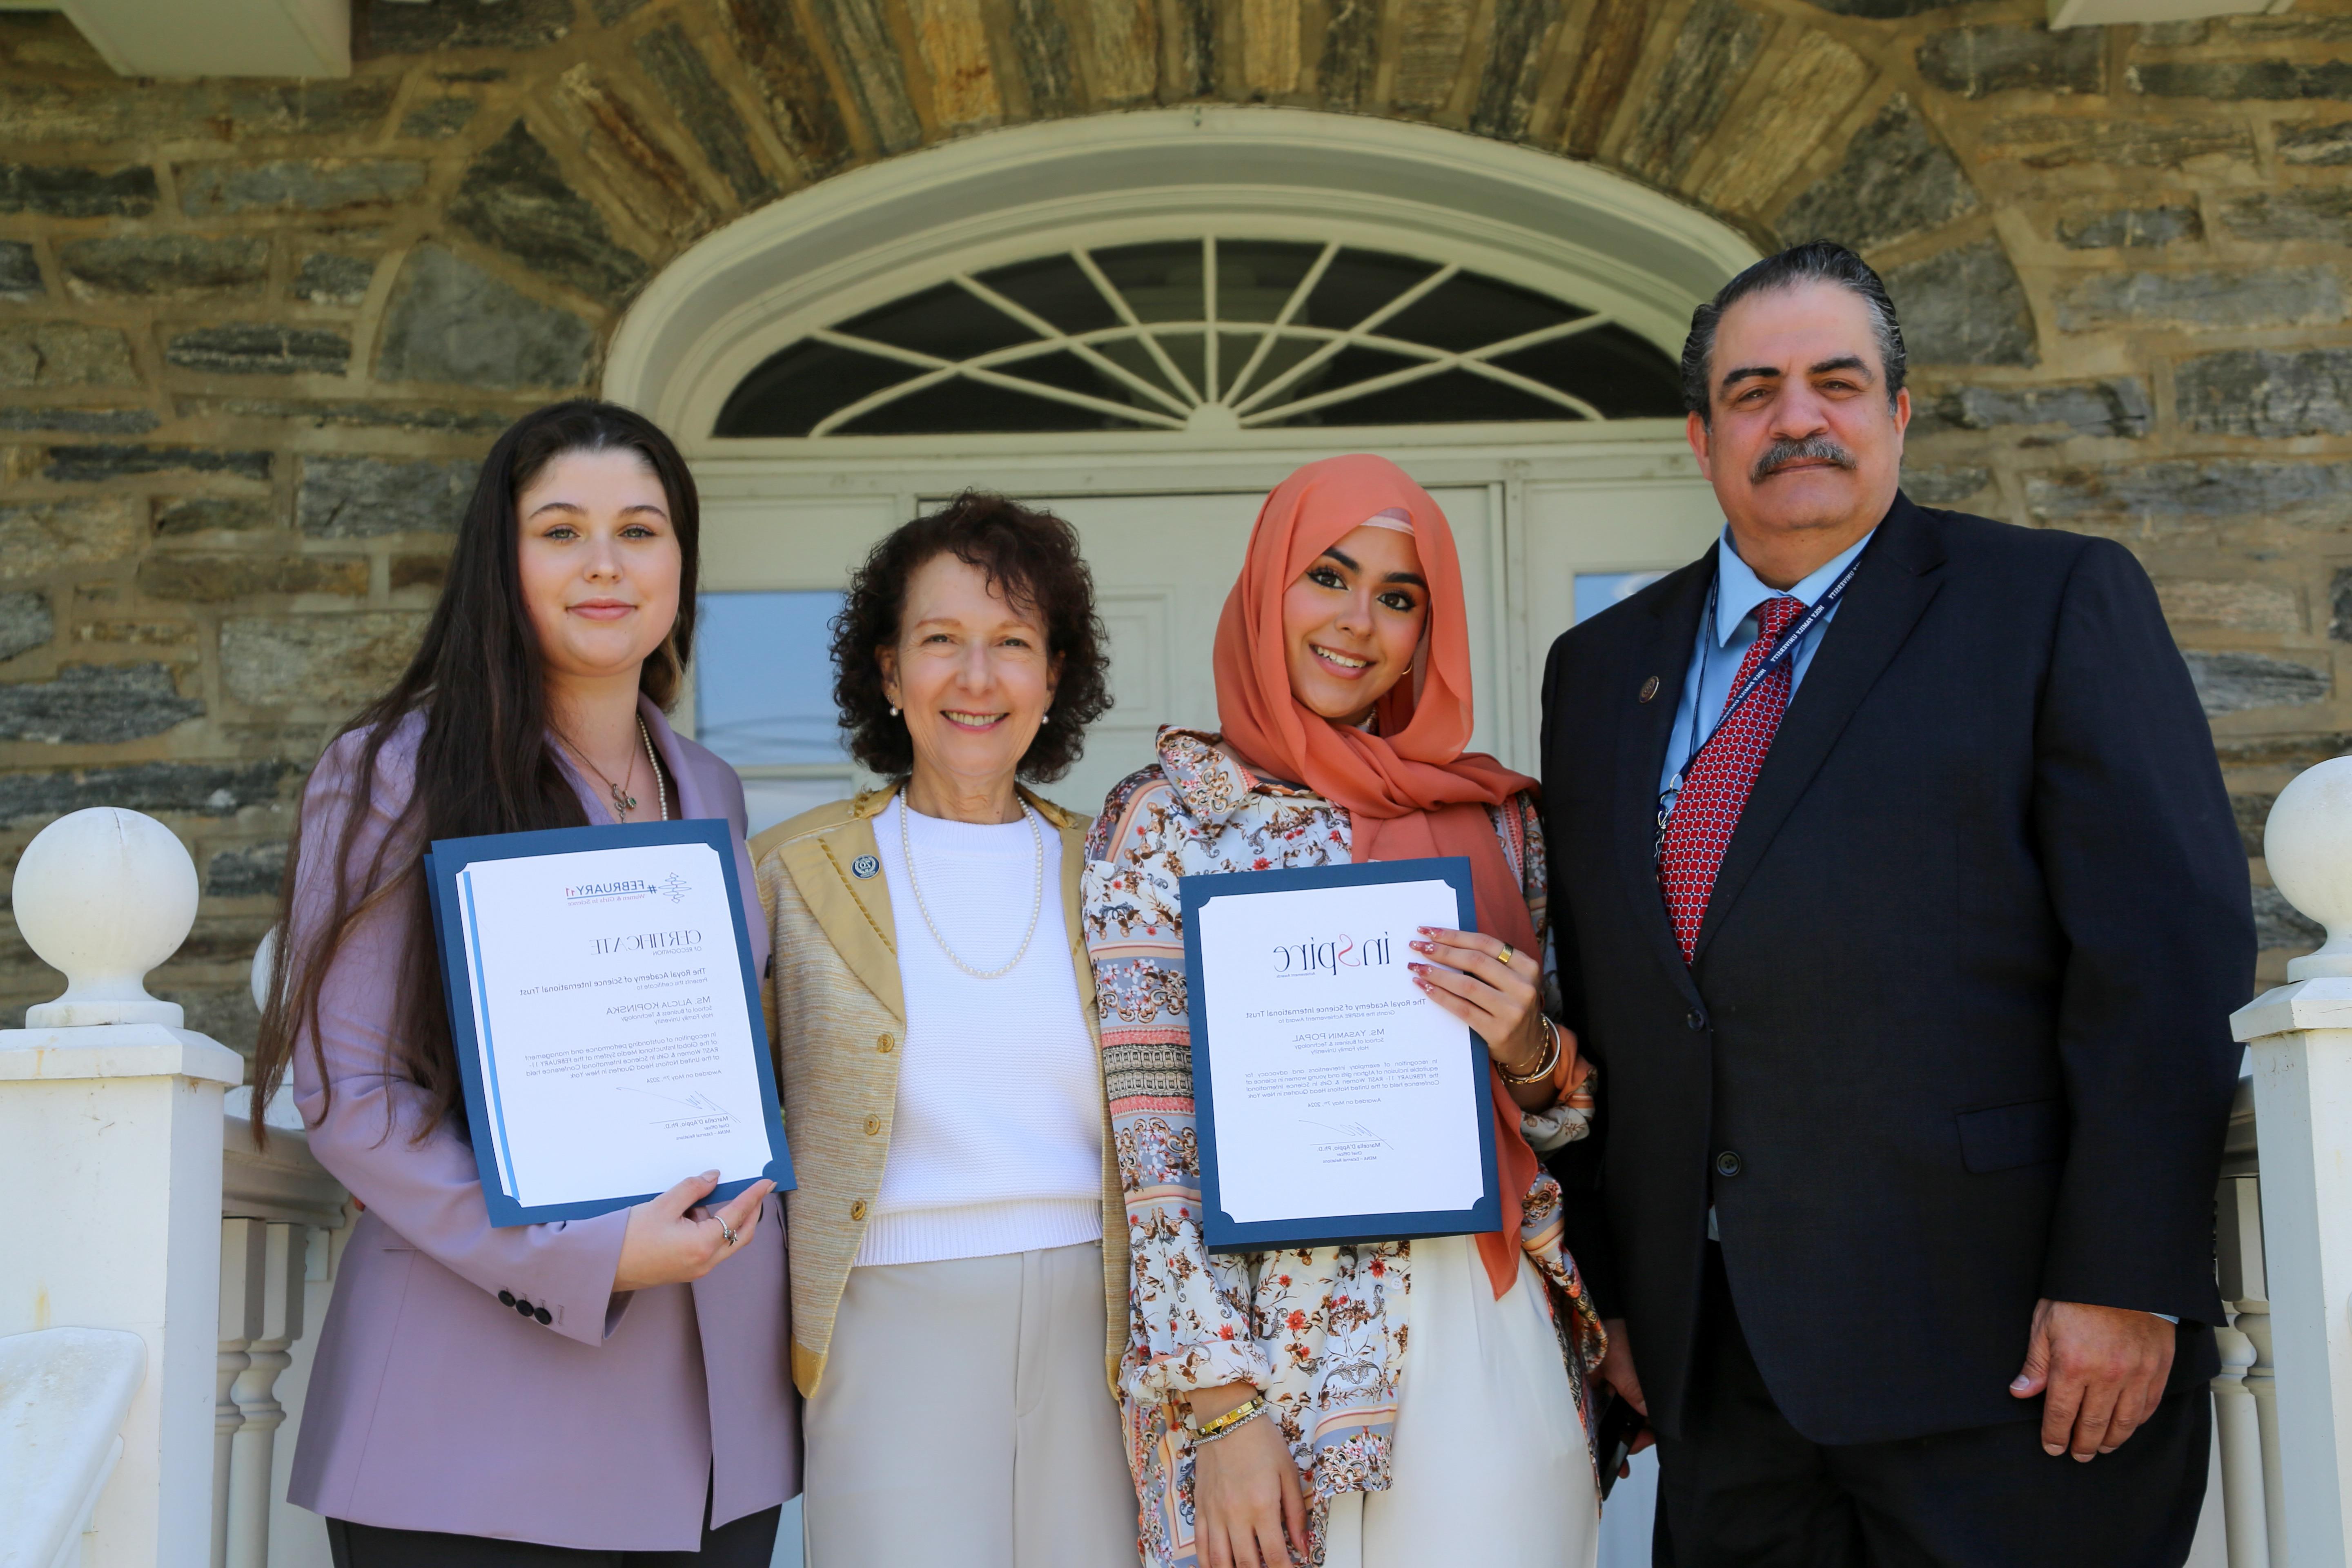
[605,106,1758,446]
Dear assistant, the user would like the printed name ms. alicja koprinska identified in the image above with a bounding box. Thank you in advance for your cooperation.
[423,818,793,1228]
[1180,856,1499,1253]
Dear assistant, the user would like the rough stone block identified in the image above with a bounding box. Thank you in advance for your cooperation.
[1916,24,2100,99]
[1802,0,1965,14]
[2025,460,2352,522]
[2184,649,2330,713]
[292,252,378,306]
[2129,60,2352,100]
[74,619,197,649]
[593,0,650,18]
[0,241,38,301]
[722,0,855,173]
[363,0,574,52]
[2333,566,2352,644]
[547,63,718,240]
[2178,348,2352,439]
[2056,267,2343,332]
[449,121,649,306]
[1391,0,1474,111]
[0,78,394,143]
[57,234,267,299]
[1698,31,1873,211]
[0,161,155,217]
[2221,190,2352,244]
[205,840,287,900]
[2137,20,2206,44]
[298,454,477,538]
[1076,0,1159,105]
[1899,465,1992,505]
[179,158,428,216]
[0,498,143,584]
[2232,791,2275,857]
[1623,0,1767,184]
[1470,0,1567,139]
[375,245,596,389]
[137,554,368,602]
[808,0,922,154]
[0,661,203,743]
[0,590,51,662]
[220,612,429,709]
[0,408,158,435]
[2254,884,2323,950]
[166,325,352,377]
[43,445,272,483]
[399,97,479,139]
[2056,204,2202,249]
[0,759,297,823]
[2158,579,2300,633]
[1007,0,1078,118]
[906,0,1002,127]
[1778,94,1978,252]
[1555,0,1644,156]
[1913,379,2151,440]
[2280,119,2352,167]
[635,23,778,204]
[0,323,138,388]
[155,496,276,535]
[1883,240,2037,366]
[197,398,519,434]
[391,552,448,591]
[1980,115,2252,168]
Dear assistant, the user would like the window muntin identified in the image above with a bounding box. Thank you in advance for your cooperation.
[714,238,1684,438]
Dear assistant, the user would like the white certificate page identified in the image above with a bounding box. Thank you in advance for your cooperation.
[1194,877,1486,1226]
[454,842,771,1209]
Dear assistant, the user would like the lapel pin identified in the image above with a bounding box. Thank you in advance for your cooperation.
[1638,675,1660,704]
[851,854,880,879]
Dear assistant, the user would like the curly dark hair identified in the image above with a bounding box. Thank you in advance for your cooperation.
[833,491,1111,782]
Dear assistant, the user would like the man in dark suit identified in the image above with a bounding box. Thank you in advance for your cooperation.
[1540,241,2251,1566]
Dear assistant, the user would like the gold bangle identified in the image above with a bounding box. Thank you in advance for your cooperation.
[1188,1393,1267,1442]
[1501,1016,1563,1087]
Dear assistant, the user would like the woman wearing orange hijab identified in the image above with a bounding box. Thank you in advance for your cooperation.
[1082,454,1605,1568]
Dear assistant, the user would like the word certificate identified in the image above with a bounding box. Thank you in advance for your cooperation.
[426,819,792,1227]
[1180,856,1499,1252]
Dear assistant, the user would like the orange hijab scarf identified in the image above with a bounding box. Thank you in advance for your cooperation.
[1212,453,1541,1299]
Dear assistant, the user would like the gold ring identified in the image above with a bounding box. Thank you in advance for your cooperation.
[1497,943,1515,968]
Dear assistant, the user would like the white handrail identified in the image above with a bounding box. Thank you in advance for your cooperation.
[0,1327,147,1568]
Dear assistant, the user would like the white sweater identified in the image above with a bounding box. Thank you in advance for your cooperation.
[854,796,1105,1267]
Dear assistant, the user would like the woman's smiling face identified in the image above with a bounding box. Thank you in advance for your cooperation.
[1280,523,1429,727]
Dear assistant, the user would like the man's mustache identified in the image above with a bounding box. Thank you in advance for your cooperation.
[1751,436,1857,483]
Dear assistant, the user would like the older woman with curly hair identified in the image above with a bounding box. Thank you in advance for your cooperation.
[750,492,1137,1567]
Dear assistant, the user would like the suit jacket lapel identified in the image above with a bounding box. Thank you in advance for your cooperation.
[1692,498,1947,963]
[780,789,907,1022]
[1614,554,1714,1007]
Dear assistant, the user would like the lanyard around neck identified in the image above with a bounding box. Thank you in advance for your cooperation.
[1655,550,1864,848]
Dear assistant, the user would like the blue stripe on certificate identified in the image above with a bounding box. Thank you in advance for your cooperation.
[459,868,520,1201]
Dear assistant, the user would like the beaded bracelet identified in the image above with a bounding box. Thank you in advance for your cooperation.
[1188,1393,1269,1443]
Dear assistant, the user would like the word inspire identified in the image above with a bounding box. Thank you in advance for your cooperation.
[1272,932,1395,978]
[590,928,703,956]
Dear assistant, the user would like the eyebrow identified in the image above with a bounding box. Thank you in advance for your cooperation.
[1718,354,1876,394]
[1320,546,1426,590]
[527,499,669,519]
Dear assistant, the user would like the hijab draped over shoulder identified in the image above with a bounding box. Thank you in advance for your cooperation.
[1212,452,1543,1299]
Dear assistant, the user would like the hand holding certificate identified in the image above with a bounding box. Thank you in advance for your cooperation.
[1181,856,1499,1251]
[425,818,794,1227]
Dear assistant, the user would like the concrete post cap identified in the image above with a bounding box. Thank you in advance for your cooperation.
[13,807,199,1029]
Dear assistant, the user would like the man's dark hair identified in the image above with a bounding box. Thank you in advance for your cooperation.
[833,490,1112,783]
[1680,241,1907,426]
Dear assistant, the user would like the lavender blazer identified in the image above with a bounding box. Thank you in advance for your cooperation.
[286,699,799,1550]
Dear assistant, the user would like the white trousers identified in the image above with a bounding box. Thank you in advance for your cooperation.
[1323,1233,1601,1568]
[802,1241,1139,1568]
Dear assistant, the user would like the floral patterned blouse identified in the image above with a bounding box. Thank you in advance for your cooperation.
[1082,727,1605,1568]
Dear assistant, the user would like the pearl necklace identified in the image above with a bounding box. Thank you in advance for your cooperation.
[898,794,1043,981]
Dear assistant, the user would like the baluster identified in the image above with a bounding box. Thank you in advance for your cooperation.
[224,1221,305,1568]
[214,1218,264,1568]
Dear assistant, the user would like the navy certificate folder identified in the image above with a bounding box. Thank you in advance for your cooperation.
[424,817,793,1228]
[1179,855,1501,1254]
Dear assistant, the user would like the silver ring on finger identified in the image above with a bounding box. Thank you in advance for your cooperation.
[719,1218,739,1246]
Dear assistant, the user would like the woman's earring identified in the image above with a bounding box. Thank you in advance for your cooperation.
[889,705,899,717]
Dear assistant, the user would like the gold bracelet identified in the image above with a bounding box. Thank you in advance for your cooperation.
[1188,1393,1268,1442]
[1501,1016,1563,1087]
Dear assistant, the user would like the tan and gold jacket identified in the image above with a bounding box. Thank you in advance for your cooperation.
[751,780,1128,1399]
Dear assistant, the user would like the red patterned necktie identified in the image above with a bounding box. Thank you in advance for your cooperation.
[1659,594,1807,964]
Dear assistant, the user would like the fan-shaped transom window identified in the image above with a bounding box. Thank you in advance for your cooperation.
[713,237,1685,438]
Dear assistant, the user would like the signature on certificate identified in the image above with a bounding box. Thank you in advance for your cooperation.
[1300,1117,1394,1151]
[617,1085,738,1126]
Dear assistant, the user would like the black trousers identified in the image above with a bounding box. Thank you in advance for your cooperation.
[327,1488,780,1568]
[1653,1247,2209,1568]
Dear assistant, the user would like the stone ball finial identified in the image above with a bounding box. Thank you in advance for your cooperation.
[2265,756,2352,982]
[15,807,199,1028]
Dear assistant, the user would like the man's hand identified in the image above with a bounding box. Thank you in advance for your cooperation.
[1593,1317,1656,1474]
[2009,1298,2174,1461]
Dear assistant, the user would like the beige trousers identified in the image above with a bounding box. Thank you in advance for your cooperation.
[1323,1233,1601,1568]
[802,1241,1139,1568]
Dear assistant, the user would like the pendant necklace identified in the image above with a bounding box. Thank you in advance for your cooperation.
[569,718,668,822]
[899,794,1043,980]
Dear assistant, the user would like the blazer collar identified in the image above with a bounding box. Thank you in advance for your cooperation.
[1690,491,1947,965]
[1613,551,1715,1007]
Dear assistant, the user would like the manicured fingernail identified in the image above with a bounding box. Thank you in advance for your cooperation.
[1417,926,1435,935]
[1410,940,1433,953]
[2010,1376,2031,1390]
[2073,1453,2092,1464]
[2043,1443,2063,1456]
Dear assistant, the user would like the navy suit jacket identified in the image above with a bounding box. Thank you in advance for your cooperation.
[1540,492,2251,1446]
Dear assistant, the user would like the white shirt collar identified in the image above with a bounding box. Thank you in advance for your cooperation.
[1710,525,1876,647]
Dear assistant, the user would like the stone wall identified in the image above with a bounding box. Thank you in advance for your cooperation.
[2,0,2348,1043]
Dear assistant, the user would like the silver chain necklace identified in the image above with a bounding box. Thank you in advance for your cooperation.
[898,794,1043,980]
[566,717,667,822]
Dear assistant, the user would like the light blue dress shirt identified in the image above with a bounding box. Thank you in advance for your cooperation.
[1657,524,1875,807]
